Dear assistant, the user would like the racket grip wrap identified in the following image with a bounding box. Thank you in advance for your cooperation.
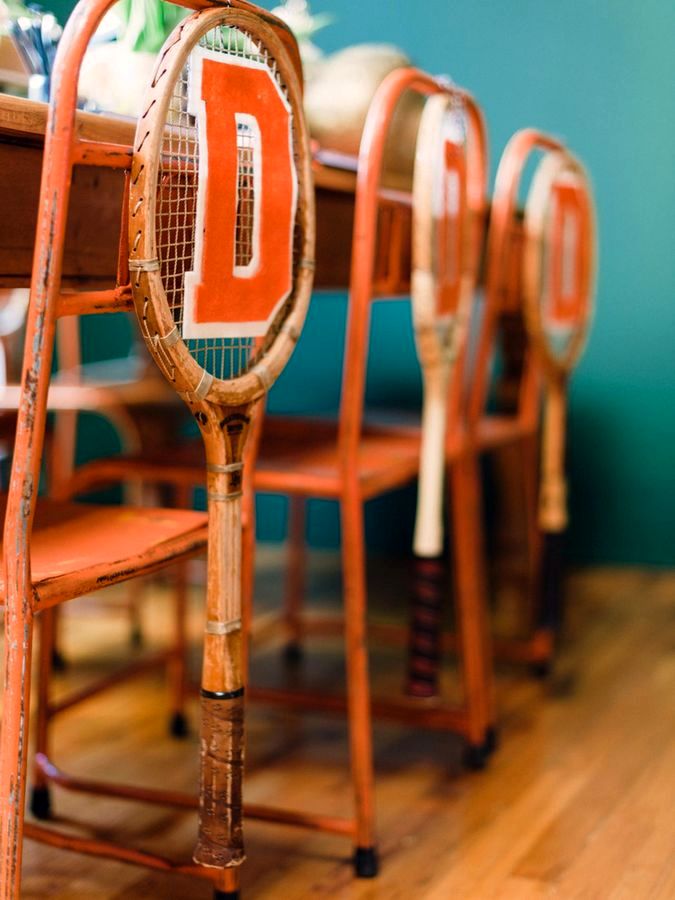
[406,556,445,698]
[538,531,566,633]
[193,688,245,869]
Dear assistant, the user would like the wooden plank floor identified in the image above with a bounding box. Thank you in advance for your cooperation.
[6,555,675,898]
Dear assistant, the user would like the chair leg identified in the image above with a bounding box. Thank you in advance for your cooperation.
[127,588,144,649]
[50,606,66,671]
[521,434,543,631]
[30,609,55,819]
[0,597,34,898]
[490,442,530,636]
[519,433,557,678]
[283,495,306,664]
[169,484,192,738]
[168,561,189,738]
[449,455,495,769]
[125,478,152,649]
[213,866,240,899]
[340,491,378,877]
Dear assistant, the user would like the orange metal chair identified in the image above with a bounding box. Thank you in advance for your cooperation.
[0,0,313,897]
[238,67,496,875]
[462,129,558,671]
[470,129,595,673]
[241,129,595,845]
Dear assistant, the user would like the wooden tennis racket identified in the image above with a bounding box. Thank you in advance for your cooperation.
[406,88,487,697]
[128,7,314,868]
[522,150,595,641]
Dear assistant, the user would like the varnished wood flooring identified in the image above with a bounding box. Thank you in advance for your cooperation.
[7,555,675,898]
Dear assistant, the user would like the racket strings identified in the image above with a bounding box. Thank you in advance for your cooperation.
[235,119,256,270]
[154,22,302,385]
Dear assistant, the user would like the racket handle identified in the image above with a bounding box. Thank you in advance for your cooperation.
[537,381,568,641]
[193,688,245,868]
[413,386,447,558]
[539,381,567,533]
[538,531,566,634]
[406,555,445,697]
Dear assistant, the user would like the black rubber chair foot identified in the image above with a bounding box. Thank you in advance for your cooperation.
[282,641,304,666]
[463,741,489,772]
[29,784,52,820]
[531,659,552,680]
[169,711,189,739]
[483,725,499,756]
[213,891,239,900]
[51,649,67,672]
[354,846,379,878]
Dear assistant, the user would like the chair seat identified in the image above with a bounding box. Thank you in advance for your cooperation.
[68,420,420,502]
[68,410,537,504]
[70,439,207,495]
[256,413,536,499]
[475,414,537,449]
[0,358,180,413]
[0,496,207,607]
[254,417,421,500]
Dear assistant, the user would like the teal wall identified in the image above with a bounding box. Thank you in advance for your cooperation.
[58,0,675,564]
[253,0,675,565]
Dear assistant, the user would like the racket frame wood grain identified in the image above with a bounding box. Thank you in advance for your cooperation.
[522,151,595,533]
[522,151,595,637]
[128,5,314,869]
[406,89,487,698]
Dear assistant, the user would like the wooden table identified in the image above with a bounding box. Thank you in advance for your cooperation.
[0,93,412,297]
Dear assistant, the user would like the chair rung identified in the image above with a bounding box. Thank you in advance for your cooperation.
[23,821,209,879]
[46,650,171,718]
[36,754,355,837]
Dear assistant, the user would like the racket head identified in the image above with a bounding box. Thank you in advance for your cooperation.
[129,7,314,408]
[522,149,596,378]
[411,91,478,373]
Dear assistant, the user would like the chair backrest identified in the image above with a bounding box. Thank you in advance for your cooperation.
[336,67,488,467]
